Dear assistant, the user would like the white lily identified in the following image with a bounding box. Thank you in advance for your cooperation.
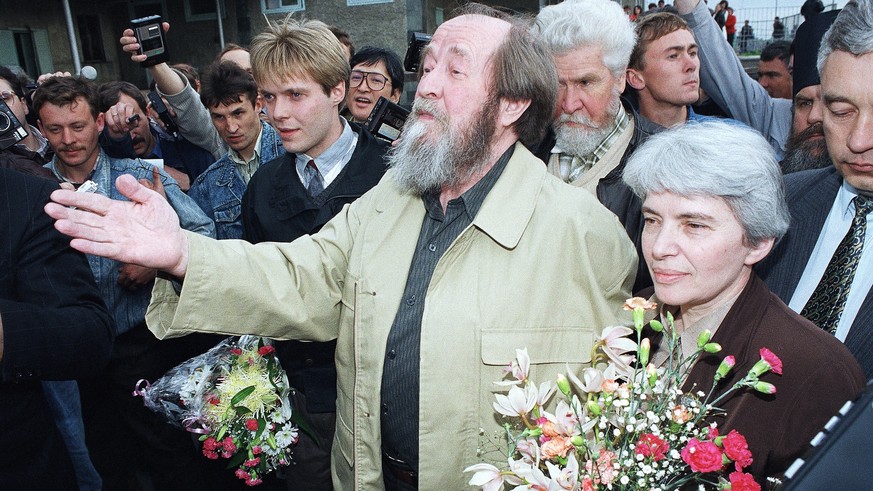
[493,384,538,417]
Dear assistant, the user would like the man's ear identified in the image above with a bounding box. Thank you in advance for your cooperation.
[390,88,402,103]
[96,112,105,133]
[626,68,646,91]
[330,80,346,107]
[498,98,531,128]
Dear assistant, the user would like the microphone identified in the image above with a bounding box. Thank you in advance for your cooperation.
[79,65,97,80]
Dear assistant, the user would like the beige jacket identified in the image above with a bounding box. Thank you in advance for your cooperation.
[147,143,637,489]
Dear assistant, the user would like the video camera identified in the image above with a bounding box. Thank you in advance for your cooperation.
[0,99,27,150]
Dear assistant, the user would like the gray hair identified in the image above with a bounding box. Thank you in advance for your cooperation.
[623,120,790,246]
[817,0,873,74]
[533,0,637,78]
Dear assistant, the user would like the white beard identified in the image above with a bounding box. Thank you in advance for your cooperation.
[552,96,621,158]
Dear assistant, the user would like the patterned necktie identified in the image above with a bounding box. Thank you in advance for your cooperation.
[801,195,873,334]
[305,159,324,197]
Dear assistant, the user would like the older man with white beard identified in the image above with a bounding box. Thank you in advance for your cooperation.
[533,0,650,291]
[44,5,637,490]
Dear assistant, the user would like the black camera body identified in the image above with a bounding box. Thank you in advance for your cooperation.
[366,96,409,142]
[131,15,168,67]
[147,91,178,136]
[0,99,27,150]
[404,32,432,73]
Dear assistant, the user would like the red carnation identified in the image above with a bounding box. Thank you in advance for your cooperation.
[258,345,276,356]
[635,433,669,461]
[729,470,761,491]
[222,436,236,452]
[230,347,243,356]
[245,418,259,431]
[681,438,724,473]
[244,457,261,468]
[759,348,783,375]
[722,430,753,469]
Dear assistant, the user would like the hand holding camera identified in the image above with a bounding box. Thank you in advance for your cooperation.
[122,17,169,66]
[104,100,142,140]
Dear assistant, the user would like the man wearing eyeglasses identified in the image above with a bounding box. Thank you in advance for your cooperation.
[344,47,405,123]
[0,66,54,179]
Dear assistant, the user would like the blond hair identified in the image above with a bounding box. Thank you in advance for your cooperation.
[251,16,350,95]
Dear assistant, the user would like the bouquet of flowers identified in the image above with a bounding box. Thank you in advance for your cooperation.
[134,335,298,486]
[465,298,783,491]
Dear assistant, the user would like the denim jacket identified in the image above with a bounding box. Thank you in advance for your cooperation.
[46,150,215,334]
[188,121,285,239]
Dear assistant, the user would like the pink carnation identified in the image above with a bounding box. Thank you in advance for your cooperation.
[222,436,236,452]
[680,438,724,473]
[245,418,259,431]
[722,430,753,469]
[759,348,783,375]
[258,345,276,356]
[729,470,761,491]
[635,433,669,461]
[244,457,261,468]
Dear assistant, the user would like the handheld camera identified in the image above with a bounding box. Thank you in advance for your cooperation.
[0,99,27,150]
[131,15,168,67]
[147,91,178,136]
[365,96,409,142]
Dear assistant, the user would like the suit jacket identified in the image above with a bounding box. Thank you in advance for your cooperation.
[147,142,637,489]
[756,166,873,379]
[652,274,864,482]
[0,168,114,489]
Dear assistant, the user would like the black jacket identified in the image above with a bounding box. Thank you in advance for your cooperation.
[0,168,114,489]
[241,124,388,412]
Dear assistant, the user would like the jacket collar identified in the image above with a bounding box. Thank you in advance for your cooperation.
[376,142,544,250]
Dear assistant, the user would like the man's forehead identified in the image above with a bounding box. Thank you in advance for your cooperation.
[40,97,93,118]
[430,14,510,54]
[259,73,319,92]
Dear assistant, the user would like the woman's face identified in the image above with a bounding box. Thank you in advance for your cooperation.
[641,191,772,313]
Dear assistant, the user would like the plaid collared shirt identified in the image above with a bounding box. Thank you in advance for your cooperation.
[552,105,629,183]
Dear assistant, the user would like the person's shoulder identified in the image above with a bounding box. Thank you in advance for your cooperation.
[759,290,863,380]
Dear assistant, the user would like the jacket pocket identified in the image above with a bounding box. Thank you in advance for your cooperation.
[480,327,593,366]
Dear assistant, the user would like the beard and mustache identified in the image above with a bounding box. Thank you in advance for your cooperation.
[388,97,499,195]
[781,122,832,174]
[552,94,621,158]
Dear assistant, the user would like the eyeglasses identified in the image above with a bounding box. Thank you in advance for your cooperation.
[0,91,16,103]
[350,71,390,91]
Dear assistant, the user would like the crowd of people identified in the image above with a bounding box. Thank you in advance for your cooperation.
[2,0,873,489]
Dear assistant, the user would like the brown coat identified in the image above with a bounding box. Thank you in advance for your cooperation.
[651,274,865,482]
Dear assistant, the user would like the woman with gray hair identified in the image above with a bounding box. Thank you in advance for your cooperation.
[623,120,863,484]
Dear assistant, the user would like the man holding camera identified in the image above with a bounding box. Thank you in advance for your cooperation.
[98,80,216,190]
[0,66,54,178]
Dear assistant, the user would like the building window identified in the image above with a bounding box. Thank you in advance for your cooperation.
[435,7,444,26]
[262,0,305,14]
[77,15,106,63]
[347,0,392,5]
[184,0,226,21]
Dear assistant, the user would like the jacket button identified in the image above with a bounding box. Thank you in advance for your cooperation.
[304,358,314,367]
[382,403,389,415]
[406,295,416,306]
[387,349,396,360]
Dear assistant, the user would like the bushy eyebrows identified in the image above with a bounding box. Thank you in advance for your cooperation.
[419,44,473,65]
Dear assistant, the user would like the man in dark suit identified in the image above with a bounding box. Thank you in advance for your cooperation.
[757,0,873,379]
[0,167,113,489]
[238,18,387,490]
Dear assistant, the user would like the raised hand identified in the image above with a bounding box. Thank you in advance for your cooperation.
[44,173,190,278]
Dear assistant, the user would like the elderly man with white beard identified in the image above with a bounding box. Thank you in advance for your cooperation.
[532,0,651,291]
[44,5,637,490]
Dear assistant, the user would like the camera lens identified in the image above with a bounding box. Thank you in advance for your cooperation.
[0,112,11,133]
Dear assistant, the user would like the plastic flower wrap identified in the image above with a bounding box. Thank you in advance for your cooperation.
[134,335,297,486]
[466,298,783,491]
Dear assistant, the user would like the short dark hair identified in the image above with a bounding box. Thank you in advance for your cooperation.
[761,40,792,66]
[328,25,355,58]
[0,65,25,97]
[200,61,259,109]
[349,46,405,94]
[32,76,100,119]
[172,63,200,88]
[97,81,148,114]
